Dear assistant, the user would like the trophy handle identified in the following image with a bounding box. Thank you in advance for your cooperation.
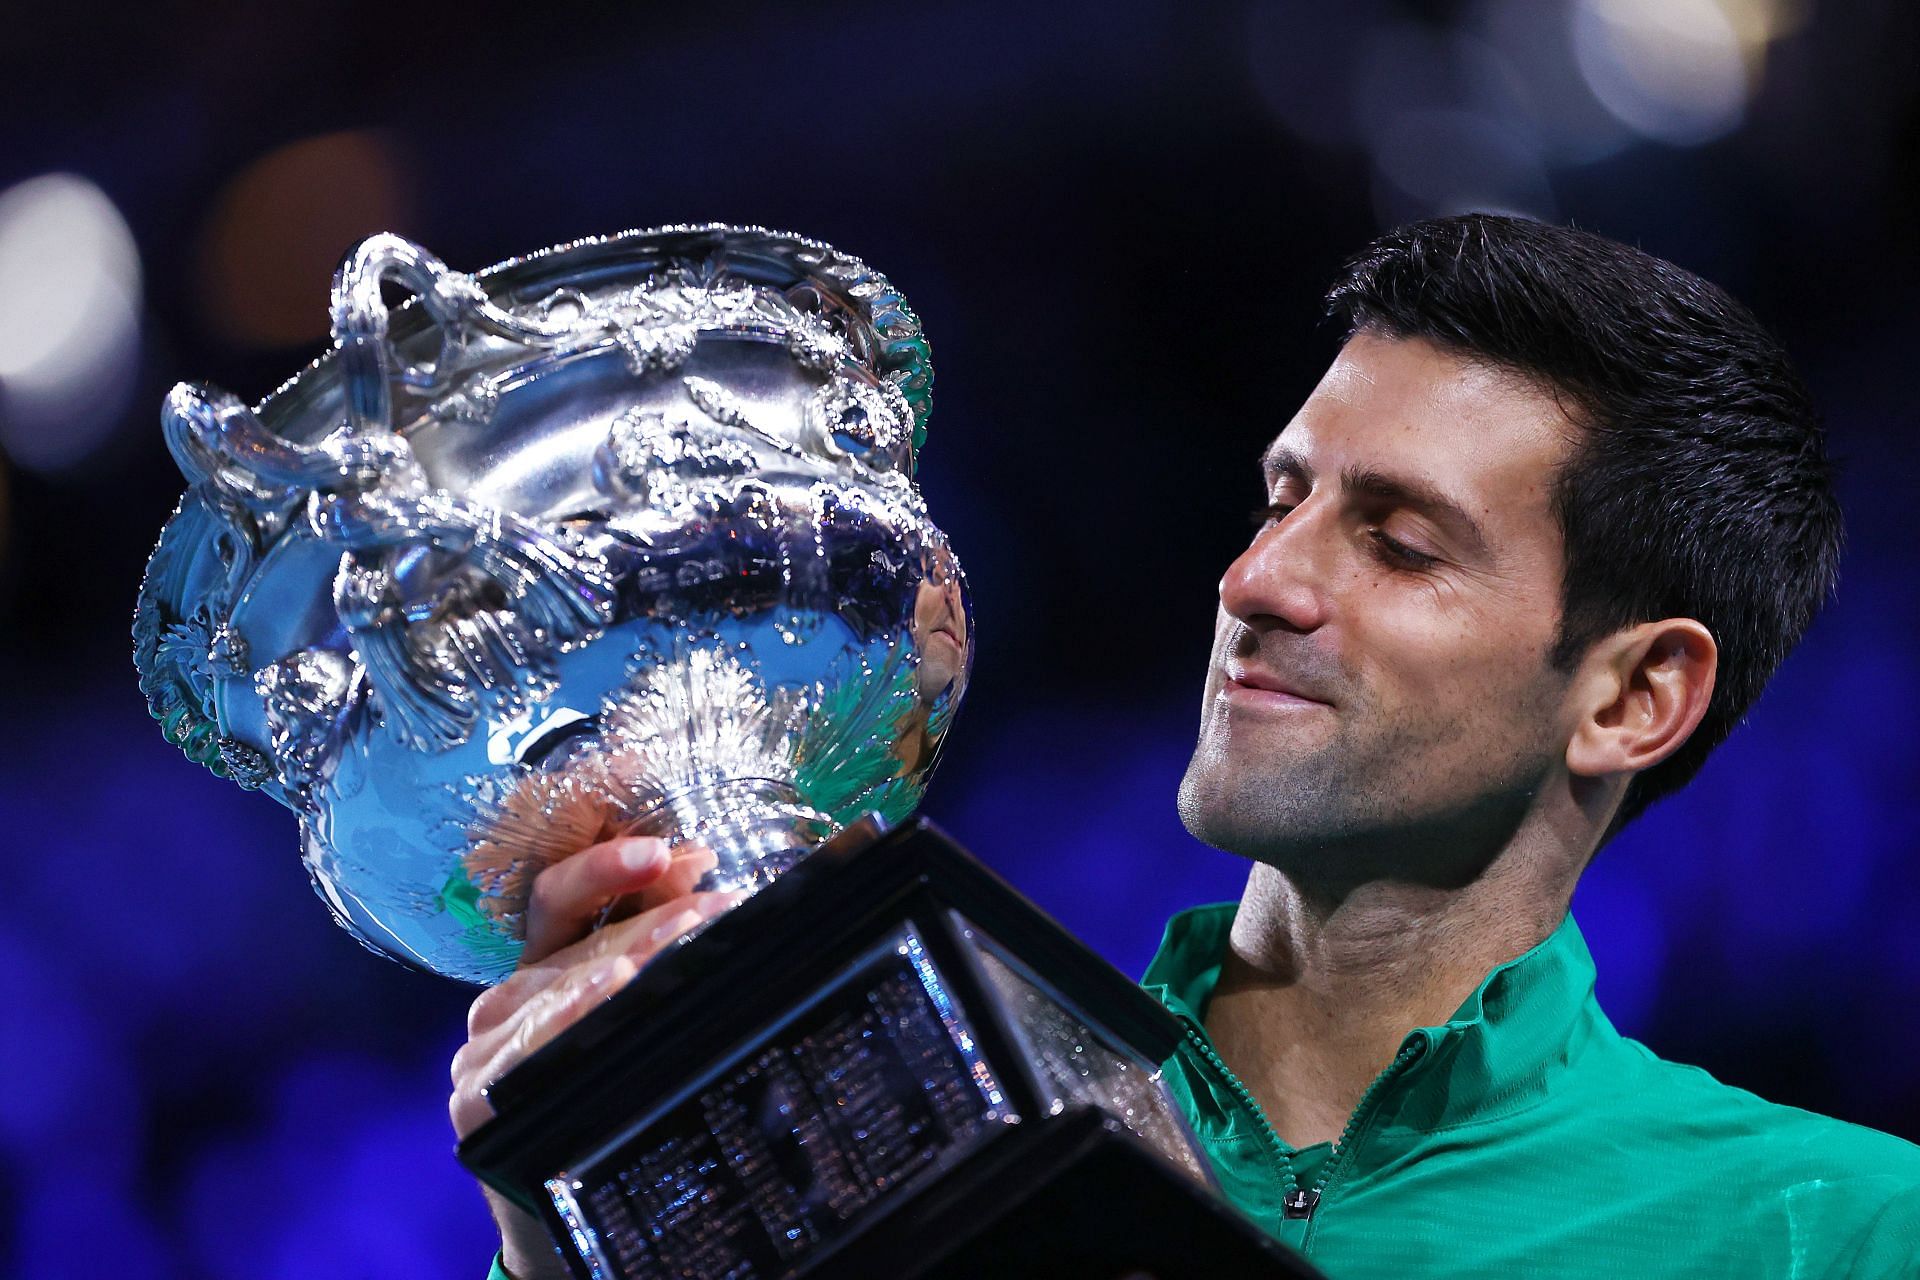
[162,364,615,757]
[329,232,591,435]
[162,382,404,513]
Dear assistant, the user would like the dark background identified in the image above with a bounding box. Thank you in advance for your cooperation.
[2,1,1917,1274]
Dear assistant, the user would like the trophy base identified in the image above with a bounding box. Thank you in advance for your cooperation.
[460,818,1319,1280]
[827,1106,1322,1279]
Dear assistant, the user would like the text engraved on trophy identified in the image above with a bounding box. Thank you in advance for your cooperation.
[559,931,1003,1278]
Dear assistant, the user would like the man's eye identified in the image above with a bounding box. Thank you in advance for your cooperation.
[1370,529,1439,569]
[1249,502,1294,529]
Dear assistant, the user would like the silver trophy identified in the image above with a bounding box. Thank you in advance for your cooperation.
[134,225,966,983]
[135,228,1311,1279]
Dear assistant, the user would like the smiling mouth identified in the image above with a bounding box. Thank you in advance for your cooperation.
[1224,682,1326,708]
[1222,668,1331,708]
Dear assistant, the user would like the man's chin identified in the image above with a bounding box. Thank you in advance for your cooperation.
[1175,766,1283,858]
[1175,753,1358,863]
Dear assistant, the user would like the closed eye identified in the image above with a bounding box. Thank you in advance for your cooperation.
[1369,529,1439,569]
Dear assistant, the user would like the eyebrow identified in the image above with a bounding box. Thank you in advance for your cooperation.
[1260,442,1491,561]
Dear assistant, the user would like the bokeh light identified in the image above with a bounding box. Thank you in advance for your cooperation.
[1571,0,1752,145]
[1351,23,1559,222]
[1470,0,1635,164]
[197,131,413,348]
[1,2,1916,1272]
[0,173,142,475]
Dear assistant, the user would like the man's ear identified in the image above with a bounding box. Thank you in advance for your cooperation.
[1565,619,1718,780]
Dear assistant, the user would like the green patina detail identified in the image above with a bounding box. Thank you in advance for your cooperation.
[794,650,923,828]
[158,706,225,771]
[862,285,934,452]
[856,775,922,829]
[882,335,932,379]
[134,549,234,785]
[886,336,934,449]
[437,867,522,971]
[438,867,491,929]
[152,694,229,775]
[183,720,217,760]
[902,386,933,452]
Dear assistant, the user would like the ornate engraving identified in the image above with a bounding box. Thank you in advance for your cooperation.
[459,643,828,933]
[428,372,501,426]
[615,322,700,377]
[786,321,850,372]
[599,407,758,503]
[131,471,269,784]
[598,643,812,810]
[256,646,357,806]
[135,226,964,982]
[681,376,756,431]
[806,375,910,468]
[217,739,274,791]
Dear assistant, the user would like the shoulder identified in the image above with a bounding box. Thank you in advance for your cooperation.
[1597,1037,1920,1274]
[1830,1184,1920,1280]
[1611,1036,1920,1180]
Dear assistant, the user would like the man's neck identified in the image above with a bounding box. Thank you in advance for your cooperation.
[1202,852,1574,1149]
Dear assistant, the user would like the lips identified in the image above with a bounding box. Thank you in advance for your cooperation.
[1223,663,1331,707]
[923,608,964,648]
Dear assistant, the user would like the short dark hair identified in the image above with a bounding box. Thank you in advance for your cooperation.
[1325,213,1843,832]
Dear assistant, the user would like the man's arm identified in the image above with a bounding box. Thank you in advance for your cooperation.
[449,835,737,1280]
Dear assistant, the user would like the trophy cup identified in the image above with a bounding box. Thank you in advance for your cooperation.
[135,227,1315,1278]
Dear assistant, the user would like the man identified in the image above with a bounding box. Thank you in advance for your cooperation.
[451,215,1920,1278]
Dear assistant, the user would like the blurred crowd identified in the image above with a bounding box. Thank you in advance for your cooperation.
[2,1,1916,1274]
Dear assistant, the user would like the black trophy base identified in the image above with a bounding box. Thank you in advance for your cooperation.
[459,818,1319,1280]
[835,1107,1322,1279]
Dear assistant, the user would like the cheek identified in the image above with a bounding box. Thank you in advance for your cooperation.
[1208,606,1242,660]
[1352,584,1558,705]
[1198,608,1237,695]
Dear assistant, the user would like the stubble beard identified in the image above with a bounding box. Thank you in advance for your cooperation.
[1177,673,1565,898]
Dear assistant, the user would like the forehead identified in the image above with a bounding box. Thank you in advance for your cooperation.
[1270,333,1576,532]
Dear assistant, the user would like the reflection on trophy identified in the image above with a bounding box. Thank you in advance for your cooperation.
[135,227,1313,1278]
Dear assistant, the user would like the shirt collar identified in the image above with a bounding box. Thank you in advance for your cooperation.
[1141,901,1610,1138]
[1140,901,1236,1029]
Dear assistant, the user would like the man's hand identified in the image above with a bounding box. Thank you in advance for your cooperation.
[449,835,735,1280]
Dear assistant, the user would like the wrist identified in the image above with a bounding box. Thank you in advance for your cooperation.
[482,1184,568,1280]
[497,1245,567,1280]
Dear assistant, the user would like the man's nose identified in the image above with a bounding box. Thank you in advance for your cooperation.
[1219,505,1332,632]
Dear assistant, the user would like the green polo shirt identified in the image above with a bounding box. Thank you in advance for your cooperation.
[1141,902,1920,1278]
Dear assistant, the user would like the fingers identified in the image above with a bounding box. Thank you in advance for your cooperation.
[454,837,731,1144]
[521,835,673,964]
[452,951,637,1138]
[452,888,744,1138]
[638,843,719,911]
[526,886,740,996]
[469,841,717,1039]
[496,951,638,1082]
